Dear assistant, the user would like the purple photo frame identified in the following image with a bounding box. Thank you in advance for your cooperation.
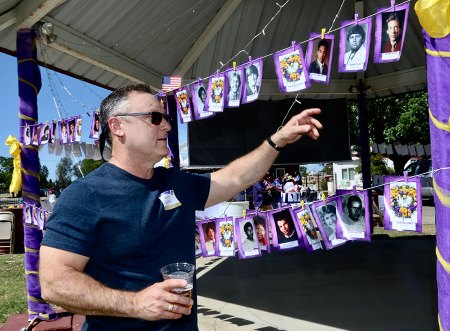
[373,2,410,63]
[40,122,50,145]
[305,33,335,85]
[338,17,372,72]
[194,225,202,257]
[242,58,263,104]
[274,42,311,93]
[59,120,68,145]
[23,124,31,146]
[383,176,422,232]
[32,206,39,226]
[31,124,41,146]
[50,120,57,144]
[225,65,244,108]
[216,216,235,257]
[249,212,271,253]
[190,81,215,120]
[234,215,262,259]
[174,86,193,123]
[75,117,82,142]
[268,207,303,251]
[90,111,100,139]
[198,219,218,257]
[309,198,347,250]
[335,190,371,241]
[67,118,76,143]
[37,208,46,230]
[293,206,323,252]
[205,74,226,112]
[23,203,32,225]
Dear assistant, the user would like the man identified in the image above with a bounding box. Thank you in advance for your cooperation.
[309,39,329,75]
[245,64,259,96]
[40,84,322,330]
[276,216,298,244]
[320,204,338,241]
[344,25,366,66]
[204,223,216,252]
[197,86,206,105]
[227,71,241,101]
[242,222,257,252]
[342,195,366,232]
[383,13,402,53]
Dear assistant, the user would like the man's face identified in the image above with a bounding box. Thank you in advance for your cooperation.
[247,72,258,88]
[116,92,171,161]
[255,223,265,240]
[323,212,336,226]
[230,75,240,93]
[386,19,401,43]
[277,219,291,236]
[245,225,253,240]
[348,33,363,51]
[199,89,206,103]
[207,227,215,240]
[317,45,327,63]
[348,200,362,222]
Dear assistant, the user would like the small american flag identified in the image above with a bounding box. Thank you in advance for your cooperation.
[161,76,182,92]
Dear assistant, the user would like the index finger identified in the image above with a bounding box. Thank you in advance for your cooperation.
[160,279,188,291]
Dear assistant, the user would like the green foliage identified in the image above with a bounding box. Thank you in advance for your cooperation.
[39,165,51,189]
[321,163,333,175]
[298,165,307,177]
[347,91,429,146]
[73,159,103,179]
[320,178,328,191]
[0,156,13,190]
[0,254,27,324]
[355,153,395,175]
[55,157,74,188]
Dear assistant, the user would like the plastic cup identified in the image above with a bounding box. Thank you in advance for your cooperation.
[160,262,195,307]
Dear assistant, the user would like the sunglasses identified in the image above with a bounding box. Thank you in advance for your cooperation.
[115,112,170,125]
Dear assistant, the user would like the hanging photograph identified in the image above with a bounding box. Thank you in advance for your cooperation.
[23,124,31,146]
[294,206,323,252]
[268,207,302,251]
[198,219,218,257]
[235,215,261,258]
[336,190,371,241]
[23,204,33,224]
[373,2,410,63]
[190,81,215,120]
[75,117,82,142]
[59,120,68,144]
[40,122,50,145]
[67,118,77,143]
[50,120,57,144]
[242,58,263,104]
[309,199,347,250]
[194,226,202,257]
[90,111,100,139]
[217,216,235,257]
[37,208,46,230]
[175,86,193,123]
[339,17,372,72]
[31,124,41,146]
[383,176,422,232]
[274,42,310,93]
[32,206,39,226]
[225,66,244,108]
[205,74,226,112]
[305,33,335,85]
[251,213,271,252]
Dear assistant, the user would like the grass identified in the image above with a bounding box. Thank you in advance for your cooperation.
[0,223,437,326]
[0,254,27,325]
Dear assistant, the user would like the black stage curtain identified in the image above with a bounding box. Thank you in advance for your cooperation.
[187,98,351,167]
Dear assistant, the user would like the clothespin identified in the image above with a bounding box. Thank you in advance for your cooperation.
[163,156,171,169]
[352,185,357,195]
[292,41,296,48]
[322,193,326,204]
[216,69,219,77]
[301,200,305,210]
[248,56,252,64]
[354,13,359,25]
[233,62,237,71]
[403,170,409,183]
[321,28,326,40]
[243,209,247,219]
[391,0,396,10]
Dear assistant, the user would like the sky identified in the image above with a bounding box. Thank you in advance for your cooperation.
[0,52,189,180]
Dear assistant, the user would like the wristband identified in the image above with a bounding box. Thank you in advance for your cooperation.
[266,137,283,151]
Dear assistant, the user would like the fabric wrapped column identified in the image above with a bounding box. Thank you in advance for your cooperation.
[17,28,56,322]
[415,1,450,329]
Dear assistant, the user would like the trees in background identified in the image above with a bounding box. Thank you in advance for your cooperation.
[0,156,13,190]
[73,159,102,179]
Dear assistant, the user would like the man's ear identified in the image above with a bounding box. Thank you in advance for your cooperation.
[108,117,125,138]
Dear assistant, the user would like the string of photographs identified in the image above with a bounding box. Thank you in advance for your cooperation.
[22,202,51,231]
[195,173,421,259]
[156,2,410,124]
[22,111,100,147]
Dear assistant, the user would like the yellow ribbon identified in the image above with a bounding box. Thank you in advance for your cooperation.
[433,177,450,207]
[429,109,450,132]
[415,0,450,38]
[4,135,22,195]
[436,246,450,273]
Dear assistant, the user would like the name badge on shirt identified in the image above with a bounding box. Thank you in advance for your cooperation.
[159,190,182,210]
